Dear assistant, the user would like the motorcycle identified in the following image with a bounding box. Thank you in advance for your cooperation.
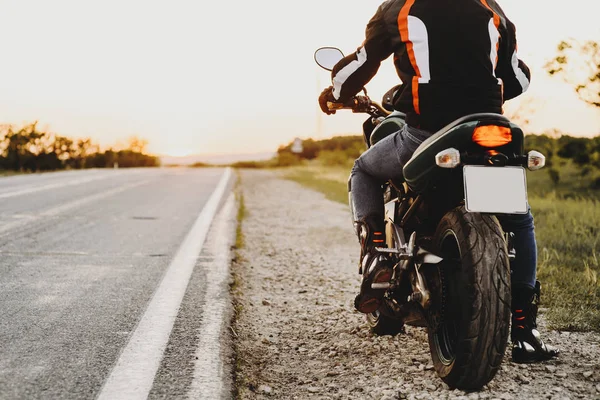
[314,47,546,390]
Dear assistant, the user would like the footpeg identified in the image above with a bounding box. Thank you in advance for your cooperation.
[374,247,401,254]
[374,247,411,259]
[371,282,391,290]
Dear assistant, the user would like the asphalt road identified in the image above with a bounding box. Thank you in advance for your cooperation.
[0,168,235,399]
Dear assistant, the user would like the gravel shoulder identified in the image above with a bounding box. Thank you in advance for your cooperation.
[232,169,600,400]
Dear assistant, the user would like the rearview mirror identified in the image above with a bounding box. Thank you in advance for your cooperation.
[314,47,344,71]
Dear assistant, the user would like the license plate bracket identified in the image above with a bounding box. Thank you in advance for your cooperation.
[463,165,528,214]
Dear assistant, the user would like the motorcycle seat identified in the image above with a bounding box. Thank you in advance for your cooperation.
[412,113,509,158]
[370,111,407,146]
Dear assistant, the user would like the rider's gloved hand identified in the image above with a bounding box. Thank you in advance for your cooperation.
[318,86,337,115]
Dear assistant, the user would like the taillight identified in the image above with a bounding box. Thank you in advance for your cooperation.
[472,125,512,147]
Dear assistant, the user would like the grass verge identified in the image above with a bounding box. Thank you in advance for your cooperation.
[235,189,246,251]
[230,170,246,399]
[281,165,600,332]
[529,196,600,331]
[283,165,349,205]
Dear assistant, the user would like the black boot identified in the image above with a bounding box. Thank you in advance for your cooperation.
[353,216,393,314]
[511,281,559,363]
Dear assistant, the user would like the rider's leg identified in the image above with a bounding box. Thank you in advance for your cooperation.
[498,210,536,289]
[350,124,430,223]
[350,125,430,313]
[497,211,559,362]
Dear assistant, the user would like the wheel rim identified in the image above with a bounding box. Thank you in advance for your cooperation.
[434,313,458,365]
[433,229,461,366]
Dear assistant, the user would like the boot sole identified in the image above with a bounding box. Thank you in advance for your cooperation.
[512,348,559,364]
[355,269,393,314]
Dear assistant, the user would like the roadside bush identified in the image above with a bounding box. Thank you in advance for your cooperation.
[230,161,267,169]
[274,152,302,167]
[317,150,355,167]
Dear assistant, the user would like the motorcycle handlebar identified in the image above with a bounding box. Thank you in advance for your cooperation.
[327,96,390,117]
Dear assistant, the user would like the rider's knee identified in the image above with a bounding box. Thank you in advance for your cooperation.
[351,157,364,176]
[498,210,535,232]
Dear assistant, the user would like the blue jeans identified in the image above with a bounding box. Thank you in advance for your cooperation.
[350,125,537,289]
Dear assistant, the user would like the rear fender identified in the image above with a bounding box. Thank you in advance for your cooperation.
[403,115,524,193]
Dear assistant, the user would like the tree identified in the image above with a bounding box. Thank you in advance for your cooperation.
[70,138,95,168]
[1,122,46,171]
[127,136,149,154]
[557,136,590,165]
[545,40,600,108]
[52,135,75,162]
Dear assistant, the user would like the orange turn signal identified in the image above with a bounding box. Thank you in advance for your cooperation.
[472,125,512,147]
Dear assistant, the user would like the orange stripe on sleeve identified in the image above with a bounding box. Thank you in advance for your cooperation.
[411,77,420,114]
[480,0,500,28]
[398,0,421,115]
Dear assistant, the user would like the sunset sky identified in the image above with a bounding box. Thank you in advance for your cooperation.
[0,0,598,157]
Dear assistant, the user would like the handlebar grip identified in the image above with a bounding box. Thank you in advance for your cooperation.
[327,98,359,110]
[327,95,389,117]
[326,101,347,110]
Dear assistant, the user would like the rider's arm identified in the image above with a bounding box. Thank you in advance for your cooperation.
[331,2,395,102]
[496,18,531,101]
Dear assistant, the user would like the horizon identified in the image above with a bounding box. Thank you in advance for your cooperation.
[3,120,597,162]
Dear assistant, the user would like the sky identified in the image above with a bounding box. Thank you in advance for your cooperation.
[0,0,598,157]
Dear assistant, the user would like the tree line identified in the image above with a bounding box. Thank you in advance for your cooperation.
[276,132,600,186]
[0,122,159,172]
[279,133,600,165]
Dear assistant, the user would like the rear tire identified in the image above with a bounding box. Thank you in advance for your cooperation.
[367,310,405,336]
[428,207,511,390]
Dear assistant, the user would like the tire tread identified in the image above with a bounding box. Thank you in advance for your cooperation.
[429,207,511,390]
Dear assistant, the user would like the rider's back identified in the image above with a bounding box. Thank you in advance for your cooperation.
[355,0,529,132]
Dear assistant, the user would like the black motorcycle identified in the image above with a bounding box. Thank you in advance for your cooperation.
[315,47,547,390]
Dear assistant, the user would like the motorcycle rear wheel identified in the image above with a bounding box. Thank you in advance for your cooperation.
[428,206,511,390]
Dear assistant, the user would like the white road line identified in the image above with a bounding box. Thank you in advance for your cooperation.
[0,171,118,199]
[188,193,236,400]
[0,178,154,236]
[97,167,233,400]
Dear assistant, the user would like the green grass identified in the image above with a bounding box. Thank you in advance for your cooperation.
[282,164,600,332]
[0,169,49,176]
[530,196,600,331]
[283,165,350,204]
[526,161,600,201]
[234,171,246,251]
[0,170,21,176]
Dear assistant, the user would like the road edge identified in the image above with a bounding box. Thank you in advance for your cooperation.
[97,168,234,400]
[187,189,239,399]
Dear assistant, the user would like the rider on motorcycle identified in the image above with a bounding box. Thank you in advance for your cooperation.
[318,0,558,363]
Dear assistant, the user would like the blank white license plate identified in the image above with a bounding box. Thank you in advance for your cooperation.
[463,166,528,214]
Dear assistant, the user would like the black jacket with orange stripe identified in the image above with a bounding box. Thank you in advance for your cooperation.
[330,0,531,133]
